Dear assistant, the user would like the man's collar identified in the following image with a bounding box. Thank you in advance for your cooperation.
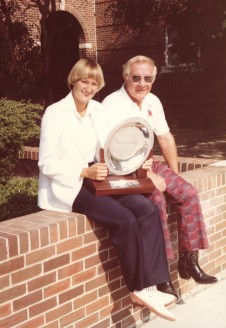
[121,84,134,104]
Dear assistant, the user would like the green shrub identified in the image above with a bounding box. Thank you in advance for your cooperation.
[0,98,43,183]
[0,177,40,221]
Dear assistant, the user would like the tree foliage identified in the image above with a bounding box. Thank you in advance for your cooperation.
[0,0,41,101]
[109,0,186,32]
[0,0,57,105]
[109,0,226,69]
[0,98,42,183]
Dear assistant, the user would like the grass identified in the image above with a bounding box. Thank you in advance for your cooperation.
[0,176,40,222]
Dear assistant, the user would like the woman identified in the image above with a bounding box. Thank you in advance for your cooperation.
[38,58,176,321]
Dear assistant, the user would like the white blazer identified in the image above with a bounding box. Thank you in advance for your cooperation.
[38,92,108,212]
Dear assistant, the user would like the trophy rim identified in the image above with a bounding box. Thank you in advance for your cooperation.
[104,117,154,175]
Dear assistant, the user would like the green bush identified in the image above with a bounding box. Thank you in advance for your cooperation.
[0,177,40,221]
[0,98,43,183]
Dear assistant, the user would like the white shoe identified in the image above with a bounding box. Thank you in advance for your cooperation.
[131,290,176,321]
[154,290,176,306]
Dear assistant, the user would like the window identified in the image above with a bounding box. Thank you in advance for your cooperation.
[163,23,201,72]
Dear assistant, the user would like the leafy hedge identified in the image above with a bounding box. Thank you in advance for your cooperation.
[0,177,40,221]
[0,98,43,183]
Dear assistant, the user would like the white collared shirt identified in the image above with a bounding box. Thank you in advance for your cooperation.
[73,101,99,163]
[102,85,170,136]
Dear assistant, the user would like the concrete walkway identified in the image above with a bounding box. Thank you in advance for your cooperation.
[140,270,226,328]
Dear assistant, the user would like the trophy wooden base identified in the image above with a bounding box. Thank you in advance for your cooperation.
[84,148,154,196]
[84,174,155,196]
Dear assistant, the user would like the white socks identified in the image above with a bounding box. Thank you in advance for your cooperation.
[134,285,157,294]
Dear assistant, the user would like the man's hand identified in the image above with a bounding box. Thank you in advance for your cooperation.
[81,163,108,181]
[147,170,166,193]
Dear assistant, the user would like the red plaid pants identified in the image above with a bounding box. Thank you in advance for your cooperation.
[147,161,209,260]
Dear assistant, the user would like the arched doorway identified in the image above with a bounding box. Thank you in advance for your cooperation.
[46,11,83,103]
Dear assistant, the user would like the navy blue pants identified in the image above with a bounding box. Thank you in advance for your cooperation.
[72,186,170,292]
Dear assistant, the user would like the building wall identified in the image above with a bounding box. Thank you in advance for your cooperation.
[95,0,166,99]
[17,0,167,99]
[19,0,98,59]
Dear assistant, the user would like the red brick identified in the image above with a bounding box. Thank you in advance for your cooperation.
[59,285,84,305]
[13,290,42,311]
[216,220,226,232]
[16,315,44,328]
[111,306,133,324]
[26,246,55,265]
[85,252,106,269]
[98,257,118,273]
[85,217,94,232]
[60,308,85,327]
[28,272,56,292]
[91,318,111,328]
[43,321,59,328]
[0,310,27,328]
[72,267,96,285]
[98,280,120,298]
[216,254,226,266]
[75,313,99,328]
[12,230,29,254]
[29,297,57,317]
[73,290,97,309]
[108,267,123,283]
[72,243,96,261]
[58,261,83,280]
[57,236,83,254]
[209,231,223,243]
[59,220,68,239]
[0,232,18,257]
[0,303,11,318]
[0,276,10,289]
[0,237,8,260]
[85,275,108,292]
[76,214,86,234]
[0,284,26,304]
[67,217,77,237]
[111,286,128,303]
[40,225,50,247]
[44,278,71,298]
[49,223,59,243]
[46,303,72,322]
[11,264,42,284]
[44,254,70,272]
[29,229,40,250]
[86,295,109,315]
[83,230,103,244]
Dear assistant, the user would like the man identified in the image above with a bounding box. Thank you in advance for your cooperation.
[102,55,217,298]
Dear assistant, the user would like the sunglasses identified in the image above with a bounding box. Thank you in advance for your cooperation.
[131,75,154,83]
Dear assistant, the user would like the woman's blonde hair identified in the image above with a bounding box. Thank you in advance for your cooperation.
[122,55,157,82]
[67,58,105,91]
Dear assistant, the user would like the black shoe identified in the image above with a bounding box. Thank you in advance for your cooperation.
[178,251,218,284]
[157,281,178,299]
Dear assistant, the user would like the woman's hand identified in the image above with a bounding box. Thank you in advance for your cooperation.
[142,158,153,171]
[147,171,166,193]
[81,163,108,181]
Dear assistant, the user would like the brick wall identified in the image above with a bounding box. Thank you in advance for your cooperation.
[18,0,98,59]
[95,0,166,100]
[0,158,226,327]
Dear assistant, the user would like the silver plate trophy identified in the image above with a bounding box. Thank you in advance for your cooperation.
[87,117,155,195]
